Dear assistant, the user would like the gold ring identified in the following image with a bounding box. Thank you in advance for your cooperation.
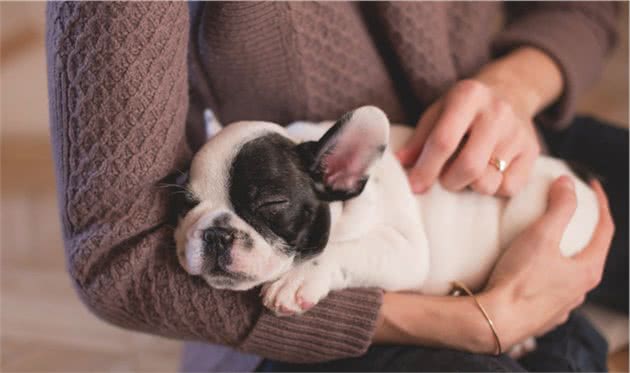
[490,157,507,173]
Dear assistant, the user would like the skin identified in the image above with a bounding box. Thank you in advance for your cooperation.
[374,46,614,353]
[397,47,563,196]
[373,177,614,353]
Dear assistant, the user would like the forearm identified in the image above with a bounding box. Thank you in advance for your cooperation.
[373,291,499,354]
[474,46,563,118]
[45,1,228,340]
[492,2,618,128]
[45,0,261,348]
[47,3,382,362]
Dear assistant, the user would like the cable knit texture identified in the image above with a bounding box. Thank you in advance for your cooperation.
[46,1,616,367]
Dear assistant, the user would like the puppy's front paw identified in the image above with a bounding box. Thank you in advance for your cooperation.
[261,264,331,316]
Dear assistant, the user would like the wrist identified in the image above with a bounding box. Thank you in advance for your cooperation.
[474,47,563,118]
[374,292,500,354]
[373,292,420,345]
[456,294,502,354]
[477,284,527,349]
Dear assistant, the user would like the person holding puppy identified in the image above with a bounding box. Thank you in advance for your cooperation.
[47,2,625,371]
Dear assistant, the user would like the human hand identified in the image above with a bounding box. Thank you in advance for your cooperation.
[396,47,564,197]
[396,79,541,196]
[480,176,614,349]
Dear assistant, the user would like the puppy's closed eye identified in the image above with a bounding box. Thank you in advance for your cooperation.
[254,198,289,215]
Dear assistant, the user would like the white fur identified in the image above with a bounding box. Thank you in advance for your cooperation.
[262,112,598,312]
[181,106,598,325]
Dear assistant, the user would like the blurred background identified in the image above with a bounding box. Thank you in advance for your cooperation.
[1,2,628,372]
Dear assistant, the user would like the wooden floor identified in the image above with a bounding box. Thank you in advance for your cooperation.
[1,3,627,372]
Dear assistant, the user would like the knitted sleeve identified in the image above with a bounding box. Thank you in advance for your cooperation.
[46,2,381,363]
[494,1,619,129]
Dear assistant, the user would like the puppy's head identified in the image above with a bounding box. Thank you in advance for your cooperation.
[174,106,389,290]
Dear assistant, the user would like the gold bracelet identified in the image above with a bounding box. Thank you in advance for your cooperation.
[450,281,503,355]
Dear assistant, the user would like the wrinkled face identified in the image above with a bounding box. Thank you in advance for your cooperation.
[174,106,389,290]
[174,123,331,290]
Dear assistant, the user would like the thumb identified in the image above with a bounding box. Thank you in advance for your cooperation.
[538,175,578,235]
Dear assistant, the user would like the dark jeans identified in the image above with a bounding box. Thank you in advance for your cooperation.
[260,117,628,372]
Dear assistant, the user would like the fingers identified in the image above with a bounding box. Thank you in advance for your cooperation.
[571,295,586,310]
[573,180,614,288]
[468,131,521,195]
[470,165,503,195]
[497,151,537,197]
[497,134,540,196]
[538,307,574,337]
[408,83,485,192]
[535,176,578,237]
[591,180,614,245]
[557,312,570,326]
[397,102,443,167]
[556,295,586,326]
[440,113,500,191]
[400,80,538,195]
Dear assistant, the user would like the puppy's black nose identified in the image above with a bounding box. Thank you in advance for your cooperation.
[202,227,234,253]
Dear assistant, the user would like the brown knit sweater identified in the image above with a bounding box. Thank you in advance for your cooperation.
[46,1,617,364]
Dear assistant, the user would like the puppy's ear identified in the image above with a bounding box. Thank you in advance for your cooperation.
[297,106,389,201]
[204,109,223,139]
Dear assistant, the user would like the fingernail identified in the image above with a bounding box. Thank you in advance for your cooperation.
[412,180,426,193]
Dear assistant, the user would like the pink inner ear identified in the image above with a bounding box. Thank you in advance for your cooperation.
[323,149,365,190]
[321,130,381,191]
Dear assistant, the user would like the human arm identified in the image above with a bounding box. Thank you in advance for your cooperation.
[373,177,614,353]
[46,2,381,363]
[397,2,618,196]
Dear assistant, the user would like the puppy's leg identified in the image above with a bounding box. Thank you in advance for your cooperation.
[262,227,429,315]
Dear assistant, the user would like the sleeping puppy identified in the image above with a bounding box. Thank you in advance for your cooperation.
[174,106,598,318]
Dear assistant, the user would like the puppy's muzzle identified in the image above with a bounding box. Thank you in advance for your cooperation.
[202,227,234,271]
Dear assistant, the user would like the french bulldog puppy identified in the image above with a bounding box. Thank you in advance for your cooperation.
[174,106,598,318]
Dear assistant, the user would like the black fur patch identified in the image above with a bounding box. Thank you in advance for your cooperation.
[229,133,331,260]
